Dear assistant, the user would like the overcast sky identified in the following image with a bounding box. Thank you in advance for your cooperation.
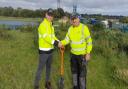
[0,0,128,16]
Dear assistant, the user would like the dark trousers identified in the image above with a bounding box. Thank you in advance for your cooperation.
[70,53,87,89]
[34,52,53,86]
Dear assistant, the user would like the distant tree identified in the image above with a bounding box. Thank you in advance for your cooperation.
[119,17,128,23]
[0,7,14,16]
[54,8,65,18]
[0,6,124,20]
[93,22,105,31]
[0,7,3,15]
[34,9,45,18]
[64,11,70,17]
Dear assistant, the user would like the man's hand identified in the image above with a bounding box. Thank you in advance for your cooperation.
[58,41,64,49]
[85,53,91,61]
[58,41,62,48]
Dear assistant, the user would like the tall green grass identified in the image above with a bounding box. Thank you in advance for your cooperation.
[0,25,128,89]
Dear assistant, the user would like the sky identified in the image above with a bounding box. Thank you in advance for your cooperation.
[0,0,128,16]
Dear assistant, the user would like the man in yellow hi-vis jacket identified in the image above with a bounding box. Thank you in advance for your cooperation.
[60,14,92,89]
[34,8,59,89]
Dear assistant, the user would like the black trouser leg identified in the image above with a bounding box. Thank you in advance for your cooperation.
[79,56,87,89]
[70,54,79,88]
[70,54,87,89]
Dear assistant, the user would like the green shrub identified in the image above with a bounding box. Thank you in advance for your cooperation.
[0,30,13,40]
[92,30,128,58]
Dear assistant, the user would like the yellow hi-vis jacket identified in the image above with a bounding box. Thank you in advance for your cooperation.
[61,23,92,55]
[38,18,58,51]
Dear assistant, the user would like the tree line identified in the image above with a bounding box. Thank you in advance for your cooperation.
[0,6,128,23]
[0,7,69,18]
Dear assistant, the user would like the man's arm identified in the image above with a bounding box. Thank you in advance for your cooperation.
[38,23,58,45]
[84,26,92,61]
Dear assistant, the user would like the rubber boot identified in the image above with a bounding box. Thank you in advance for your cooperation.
[73,86,79,89]
[80,77,86,89]
[34,85,39,89]
[45,81,52,89]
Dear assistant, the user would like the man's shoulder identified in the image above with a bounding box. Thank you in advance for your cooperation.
[69,25,72,29]
[68,26,74,32]
[39,19,46,26]
[80,23,88,28]
[82,24,89,31]
[38,20,46,30]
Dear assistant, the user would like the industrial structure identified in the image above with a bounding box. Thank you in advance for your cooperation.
[73,0,77,14]
[57,0,61,9]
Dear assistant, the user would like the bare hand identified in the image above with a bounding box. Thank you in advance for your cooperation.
[58,42,63,48]
[85,54,91,61]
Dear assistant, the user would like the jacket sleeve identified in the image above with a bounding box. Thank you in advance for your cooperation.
[38,23,55,44]
[84,25,93,53]
[61,32,70,46]
[52,27,59,41]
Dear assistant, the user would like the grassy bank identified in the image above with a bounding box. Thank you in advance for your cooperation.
[0,27,128,89]
[0,16,41,22]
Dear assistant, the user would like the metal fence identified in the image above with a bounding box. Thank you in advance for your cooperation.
[112,23,128,32]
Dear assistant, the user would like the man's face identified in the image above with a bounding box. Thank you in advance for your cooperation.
[71,18,80,27]
[46,13,54,22]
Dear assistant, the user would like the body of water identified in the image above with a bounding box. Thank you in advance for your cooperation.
[0,20,37,29]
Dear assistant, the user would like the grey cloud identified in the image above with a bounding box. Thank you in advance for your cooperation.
[0,0,128,16]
